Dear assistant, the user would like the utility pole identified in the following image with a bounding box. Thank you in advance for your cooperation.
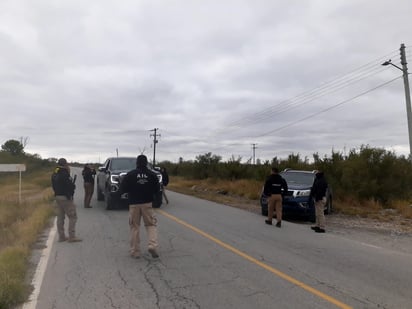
[400,44,412,160]
[382,43,412,160]
[251,143,258,165]
[150,128,160,166]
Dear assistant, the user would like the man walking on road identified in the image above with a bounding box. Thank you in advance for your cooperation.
[51,158,82,243]
[121,154,160,259]
[263,167,288,228]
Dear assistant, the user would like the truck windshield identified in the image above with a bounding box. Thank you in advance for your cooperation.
[110,158,136,171]
[281,172,315,186]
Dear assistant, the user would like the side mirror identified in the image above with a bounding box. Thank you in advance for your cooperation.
[98,166,106,172]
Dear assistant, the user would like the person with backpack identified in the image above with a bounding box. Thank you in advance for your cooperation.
[121,155,160,259]
[51,158,82,242]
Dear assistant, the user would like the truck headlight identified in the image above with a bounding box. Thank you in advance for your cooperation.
[296,190,311,197]
[111,174,120,184]
[157,174,163,184]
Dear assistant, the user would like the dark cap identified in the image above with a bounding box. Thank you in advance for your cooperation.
[136,155,148,167]
[58,158,67,166]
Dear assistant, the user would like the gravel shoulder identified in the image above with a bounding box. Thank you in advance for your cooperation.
[168,188,412,255]
[236,199,412,255]
[325,213,412,254]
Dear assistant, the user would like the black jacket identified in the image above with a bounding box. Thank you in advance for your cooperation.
[82,166,96,184]
[264,174,288,196]
[161,170,169,187]
[310,173,328,201]
[51,166,75,199]
[121,167,160,205]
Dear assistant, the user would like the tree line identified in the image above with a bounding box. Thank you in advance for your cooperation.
[159,146,412,205]
[2,139,412,205]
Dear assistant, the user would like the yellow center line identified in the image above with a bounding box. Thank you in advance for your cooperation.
[158,209,352,309]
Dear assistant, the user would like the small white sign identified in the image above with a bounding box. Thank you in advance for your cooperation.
[0,164,26,172]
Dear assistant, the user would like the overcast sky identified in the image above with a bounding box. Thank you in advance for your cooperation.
[1,0,412,164]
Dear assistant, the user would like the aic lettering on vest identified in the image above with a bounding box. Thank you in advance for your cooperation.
[136,173,149,185]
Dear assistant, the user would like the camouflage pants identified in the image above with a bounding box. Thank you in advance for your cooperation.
[55,195,78,240]
[129,203,158,257]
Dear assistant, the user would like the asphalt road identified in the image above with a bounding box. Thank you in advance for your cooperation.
[24,167,412,309]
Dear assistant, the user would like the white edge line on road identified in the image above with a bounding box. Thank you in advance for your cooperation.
[22,217,56,309]
[359,242,383,249]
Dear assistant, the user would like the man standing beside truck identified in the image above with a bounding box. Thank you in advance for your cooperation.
[264,167,288,228]
[310,171,329,233]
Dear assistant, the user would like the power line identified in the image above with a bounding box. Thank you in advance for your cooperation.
[190,75,401,155]
[253,76,402,138]
[225,66,396,130]
[157,48,410,160]
[231,66,388,128]
[219,50,400,131]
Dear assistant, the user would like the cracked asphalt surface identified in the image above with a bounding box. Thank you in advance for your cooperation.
[20,168,412,309]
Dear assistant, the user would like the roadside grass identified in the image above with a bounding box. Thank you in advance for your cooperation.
[168,176,262,199]
[0,169,54,309]
[168,176,412,221]
[167,176,262,210]
[391,200,412,219]
[2,173,411,308]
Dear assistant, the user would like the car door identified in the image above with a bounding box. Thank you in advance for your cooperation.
[97,159,110,192]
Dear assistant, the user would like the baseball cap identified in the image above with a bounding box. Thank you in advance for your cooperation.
[58,158,68,166]
[136,155,148,167]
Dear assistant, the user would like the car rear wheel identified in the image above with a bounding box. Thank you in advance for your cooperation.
[105,191,116,210]
[261,207,268,216]
[308,212,316,222]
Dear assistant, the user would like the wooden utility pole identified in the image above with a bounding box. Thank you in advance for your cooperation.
[150,128,160,166]
[382,44,412,160]
[251,143,258,165]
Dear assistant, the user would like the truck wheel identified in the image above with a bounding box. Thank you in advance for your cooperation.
[97,185,104,201]
[105,194,115,210]
[308,212,316,223]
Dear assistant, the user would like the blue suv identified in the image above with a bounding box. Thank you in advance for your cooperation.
[260,169,332,221]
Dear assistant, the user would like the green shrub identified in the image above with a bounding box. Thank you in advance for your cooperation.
[160,146,412,206]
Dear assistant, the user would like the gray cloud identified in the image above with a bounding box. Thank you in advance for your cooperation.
[1,0,411,164]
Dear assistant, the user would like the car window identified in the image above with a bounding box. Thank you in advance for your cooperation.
[110,158,136,171]
[281,172,315,186]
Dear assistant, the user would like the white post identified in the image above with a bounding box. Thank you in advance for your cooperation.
[19,170,22,204]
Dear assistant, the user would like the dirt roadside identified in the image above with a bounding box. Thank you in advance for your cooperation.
[167,188,412,254]
[240,199,412,254]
